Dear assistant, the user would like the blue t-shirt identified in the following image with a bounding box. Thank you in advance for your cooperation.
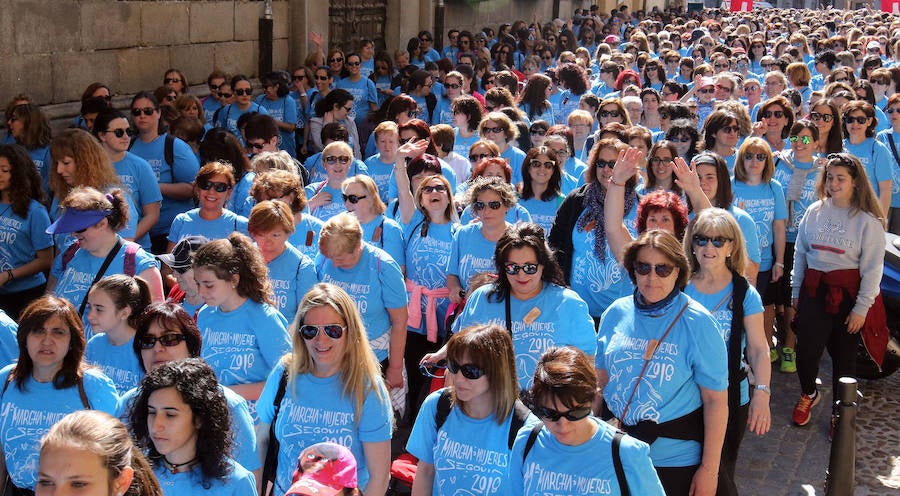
[213,103,269,143]
[732,180,788,271]
[0,311,18,368]
[875,129,900,208]
[84,334,143,395]
[197,300,290,387]
[0,365,118,490]
[685,280,763,405]
[407,388,539,496]
[596,292,727,467]
[305,181,348,221]
[844,138,893,201]
[289,214,325,260]
[518,196,564,235]
[229,171,256,217]
[552,89,581,125]
[448,222,499,291]
[335,77,378,124]
[202,96,221,123]
[453,131,480,157]
[363,154,396,202]
[113,152,164,248]
[167,208,249,244]
[153,457,256,496]
[772,153,821,243]
[0,200,52,293]
[267,244,317,322]
[360,215,405,267]
[509,417,665,496]
[403,219,456,337]
[316,243,408,362]
[453,283,597,390]
[255,95,298,157]
[519,101,556,126]
[502,146,527,185]
[129,134,201,236]
[257,361,393,495]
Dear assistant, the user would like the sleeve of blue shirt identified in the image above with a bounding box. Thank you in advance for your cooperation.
[256,359,286,424]
[381,219,406,267]
[83,369,121,415]
[405,389,442,463]
[378,249,409,309]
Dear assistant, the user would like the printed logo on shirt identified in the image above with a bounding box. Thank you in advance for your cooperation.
[522,462,614,495]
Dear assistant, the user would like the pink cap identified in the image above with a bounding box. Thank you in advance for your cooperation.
[699,76,717,88]
[605,35,620,44]
[286,442,358,495]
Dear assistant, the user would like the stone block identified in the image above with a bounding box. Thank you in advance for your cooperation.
[273,38,289,72]
[117,47,170,95]
[51,51,119,103]
[273,1,289,40]
[214,41,256,78]
[235,1,262,41]
[170,44,216,86]
[141,1,190,46]
[13,0,81,54]
[0,8,14,56]
[190,1,234,44]
[82,1,140,50]
[0,54,53,105]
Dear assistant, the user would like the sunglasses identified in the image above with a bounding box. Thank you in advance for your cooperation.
[594,160,616,169]
[106,128,136,138]
[714,63,730,69]
[633,261,675,277]
[315,75,331,81]
[649,156,673,166]
[504,263,539,275]
[419,362,447,378]
[482,126,504,134]
[218,92,233,99]
[672,136,692,143]
[342,194,367,204]
[198,180,231,192]
[809,111,833,122]
[234,88,252,96]
[715,84,733,92]
[469,153,492,162]
[761,110,784,119]
[833,77,849,83]
[743,152,767,162]
[789,135,812,144]
[131,107,155,116]
[530,128,547,136]
[887,107,900,115]
[164,77,182,84]
[329,57,344,63]
[692,235,731,248]
[598,110,621,118]
[299,324,345,340]
[445,83,461,89]
[535,405,592,422]
[744,85,760,92]
[720,125,739,134]
[421,184,447,194]
[698,87,715,94]
[138,333,187,349]
[473,200,502,211]
[324,155,351,165]
[447,359,485,380]
[529,160,555,170]
[845,115,869,125]
[292,74,306,81]
[247,141,266,151]
[346,61,361,67]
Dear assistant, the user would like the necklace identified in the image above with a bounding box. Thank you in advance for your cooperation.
[163,457,197,474]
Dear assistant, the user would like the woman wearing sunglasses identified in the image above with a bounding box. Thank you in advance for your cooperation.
[841,100,894,217]
[116,302,259,475]
[4,103,52,187]
[518,146,565,235]
[442,222,595,392]
[509,346,665,496]
[212,75,269,142]
[752,96,794,154]
[93,110,162,250]
[306,141,359,221]
[597,229,728,496]
[409,323,536,496]
[341,174,405,270]
[166,162,248,252]
[458,158,530,225]
[683,209,772,495]
[665,119,701,163]
[701,109,745,174]
[257,283,392,496]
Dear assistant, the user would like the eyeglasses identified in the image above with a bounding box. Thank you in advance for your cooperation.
[621,79,637,86]
[649,156,673,166]
[832,76,849,83]
[234,88,252,96]
[482,126,504,134]
[761,64,776,70]
[421,184,447,194]
[541,55,554,61]
[208,84,220,91]
[529,160,555,170]
[106,128,136,138]
[761,110,784,119]
[743,152,767,162]
[342,194,367,203]
[530,128,547,136]
[744,85,760,92]
[445,83,461,90]
[138,333,187,349]
[447,359,485,380]
[292,74,306,81]
[598,110,621,118]
[342,105,354,113]
[594,160,616,169]
[247,141,266,151]
[324,155,352,165]
[633,261,675,277]
[698,87,715,94]
[469,153,492,162]
[720,125,739,134]
[218,92,233,99]
[504,262,539,275]
[472,200,502,211]
[535,405,592,422]
[299,324,345,340]
[198,180,231,192]
[887,107,900,115]
[164,77,182,84]
[419,362,447,378]
[692,235,731,248]
[845,115,869,125]
[328,57,344,63]
[672,136,692,143]
[788,135,812,144]
[131,107,155,116]
[809,111,833,122]
[715,84,733,92]
[419,38,432,43]
[315,75,331,81]
[714,63,730,69]
[346,61,361,67]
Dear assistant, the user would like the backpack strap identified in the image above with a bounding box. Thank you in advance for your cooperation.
[888,134,900,167]
[727,271,749,410]
[612,430,630,496]
[434,388,453,431]
[123,241,140,277]
[164,133,176,172]
[76,374,91,410]
[61,240,81,272]
[522,421,543,461]
[262,367,290,494]
[78,238,124,316]
[507,399,531,449]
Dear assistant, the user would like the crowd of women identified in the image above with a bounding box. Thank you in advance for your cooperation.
[0,4,895,496]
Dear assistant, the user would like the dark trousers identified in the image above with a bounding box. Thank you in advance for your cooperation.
[717,402,750,496]
[656,465,700,496]
[0,284,46,322]
[403,331,443,424]
[796,285,860,397]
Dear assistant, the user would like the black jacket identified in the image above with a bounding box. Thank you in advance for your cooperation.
[548,183,591,285]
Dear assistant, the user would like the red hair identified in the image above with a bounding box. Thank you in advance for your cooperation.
[636,190,689,240]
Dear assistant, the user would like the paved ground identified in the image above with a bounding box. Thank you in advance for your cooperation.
[736,357,900,495]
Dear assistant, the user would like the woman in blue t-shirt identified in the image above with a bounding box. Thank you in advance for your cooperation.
[341,175,405,269]
[4,103,52,188]
[130,358,256,495]
[518,146,565,235]
[409,323,536,496]
[167,161,249,251]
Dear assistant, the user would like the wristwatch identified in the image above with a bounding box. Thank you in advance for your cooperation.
[755,384,771,394]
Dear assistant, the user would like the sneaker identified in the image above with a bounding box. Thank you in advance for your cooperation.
[770,348,779,363]
[792,392,821,426]
[780,347,797,373]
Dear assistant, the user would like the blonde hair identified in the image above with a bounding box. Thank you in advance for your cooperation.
[734,137,774,183]
[683,208,749,276]
[342,175,386,215]
[319,212,363,257]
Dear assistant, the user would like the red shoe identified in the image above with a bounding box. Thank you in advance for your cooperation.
[792,393,821,426]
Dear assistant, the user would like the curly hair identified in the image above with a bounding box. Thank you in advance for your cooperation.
[464,175,517,208]
[555,63,589,95]
[0,144,47,217]
[49,128,119,199]
[250,169,307,213]
[192,233,274,305]
[13,296,87,390]
[489,222,566,302]
[133,302,203,372]
[129,358,232,488]
[61,186,130,232]
[520,146,562,201]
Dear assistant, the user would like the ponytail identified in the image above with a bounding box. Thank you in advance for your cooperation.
[105,188,130,232]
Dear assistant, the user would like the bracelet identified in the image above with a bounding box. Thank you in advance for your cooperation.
[774,262,784,268]
[755,384,771,394]
[607,176,625,187]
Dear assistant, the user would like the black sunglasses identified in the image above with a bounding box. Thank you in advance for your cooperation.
[530,128,547,136]
[529,160,555,170]
[598,110,621,118]
[649,156,673,166]
[469,153,492,162]
[447,359,485,380]
[299,324,345,340]
[743,152,767,162]
[247,141,266,151]
[535,405,592,422]
[595,160,616,169]
[472,200,502,211]
[106,128,136,138]
[342,194,367,204]
[692,235,731,248]
[218,92,233,99]
[138,334,187,350]
[845,115,869,125]
[633,261,675,277]
[761,110,784,119]
[234,88,253,96]
[421,184,447,194]
[324,155,351,165]
[131,107,155,116]
[198,180,231,193]
[504,263,539,275]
